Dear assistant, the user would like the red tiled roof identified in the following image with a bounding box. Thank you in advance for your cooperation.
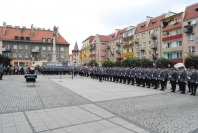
[147,14,165,30]
[0,27,69,45]
[135,21,147,34]
[107,28,126,41]
[82,35,95,43]
[135,14,165,34]
[184,3,198,21]
[97,34,109,42]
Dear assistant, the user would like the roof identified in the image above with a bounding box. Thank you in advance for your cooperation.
[73,42,79,51]
[107,28,126,41]
[147,14,165,30]
[184,3,198,21]
[82,35,95,43]
[0,26,69,45]
[135,14,165,34]
[97,34,109,42]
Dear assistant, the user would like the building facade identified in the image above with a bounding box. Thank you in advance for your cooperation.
[81,36,94,64]
[90,34,108,65]
[0,23,69,67]
[107,29,125,62]
[183,3,198,60]
[161,12,183,63]
[122,26,136,59]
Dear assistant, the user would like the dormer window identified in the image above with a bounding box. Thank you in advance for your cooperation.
[47,38,51,42]
[196,8,198,12]
[26,37,30,41]
[141,26,144,29]
[14,36,19,40]
[42,38,46,42]
[152,21,156,25]
[20,36,24,40]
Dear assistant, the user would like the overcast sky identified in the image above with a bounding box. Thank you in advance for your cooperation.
[0,0,197,53]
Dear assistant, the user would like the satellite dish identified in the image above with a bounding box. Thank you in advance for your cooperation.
[191,20,196,25]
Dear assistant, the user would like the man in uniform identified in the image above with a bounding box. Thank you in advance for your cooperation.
[170,68,179,92]
[178,67,188,94]
[0,64,3,80]
[189,67,198,96]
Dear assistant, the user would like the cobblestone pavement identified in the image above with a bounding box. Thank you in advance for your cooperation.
[0,75,90,114]
[0,75,198,133]
[98,93,198,133]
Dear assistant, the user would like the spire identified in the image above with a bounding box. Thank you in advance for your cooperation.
[73,41,79,51]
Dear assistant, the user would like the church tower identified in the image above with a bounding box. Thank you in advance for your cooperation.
[72,42,80,66]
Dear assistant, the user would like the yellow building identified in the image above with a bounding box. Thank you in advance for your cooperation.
[122,26,136,59]
[81,36,94,64]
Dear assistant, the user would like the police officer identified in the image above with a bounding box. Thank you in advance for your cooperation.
[170,68,179,92]
[0,64,3,80]
[178,67,188,94]
[189,67,198,96]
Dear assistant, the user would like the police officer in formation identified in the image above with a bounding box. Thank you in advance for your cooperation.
[37,65,198,96]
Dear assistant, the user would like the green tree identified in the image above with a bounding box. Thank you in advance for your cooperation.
[184,56,198,69]
[0,55,11,66]
[156,58,174,68]
[121,57,133,67]
[88,60,98,66]
[102,61,114,67]
[114,61,122,67]
[141,58,152,67]
[131,57,141,67]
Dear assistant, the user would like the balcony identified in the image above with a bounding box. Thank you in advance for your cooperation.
[162,22,182,31]
[116,56,123,61]
[116,50,121,54]
[2,47,11,52]
[150,44,158,49]
[162,46,182,53]
[116,42,121,47]
[162,34,183,42]
[134,38,139,44]
[123,52,134,58]
[183,25,193,34]
[32,57,39,60]
[32,49,39,53]
[90,54,96,58]
[150,33,157,40]
[123,43,134,48]
[123,35,133,41]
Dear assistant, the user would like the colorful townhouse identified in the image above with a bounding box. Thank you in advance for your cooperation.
[161,12,183,63]
[182,3,198,60]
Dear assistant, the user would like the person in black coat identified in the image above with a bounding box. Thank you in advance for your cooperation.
[178,67,188,94]
[189,68,198,96]
[170,68,179,92]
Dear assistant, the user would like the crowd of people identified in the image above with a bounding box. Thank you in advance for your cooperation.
[1,64,197,96]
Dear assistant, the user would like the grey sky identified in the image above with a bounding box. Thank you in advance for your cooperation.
[0,0,197,53]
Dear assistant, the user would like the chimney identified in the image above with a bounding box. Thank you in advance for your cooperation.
[115,29,119,37]
[146,16,153,27]
[31,24,34,37]
[2,22,6,36]
[56,27,59,39]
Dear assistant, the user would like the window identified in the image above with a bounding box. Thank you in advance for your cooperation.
[60,47,64,51]
[167,42,172,48]
[14,36,19,40]
[47,38,51,42]
[19,53,23,58]
[25,45,28,49]
[19,45,23,49]
[24,54,28,58]
[176,29,182,35]
[26,37,30,41]
[141,25,145,29]
[152,21,156,25]
[13,53,17,58]
[177,41,182,47]
[127,49,129,53]
[196,8,198,12]
[167,31,172,36]
[142,33,145,38]
[42,46,46,51]
[42,38,46,42]
[177,52,182,58]
[167,53,172,59]
[188,46,195,53]
[13,45,18,49]
[20,36,24,40]
[141,51,146,56]
[48,46,51,51]
[189,34,195,41]
[154,29,158,35]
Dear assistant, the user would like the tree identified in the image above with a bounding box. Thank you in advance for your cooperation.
[88,60,98,67]
[131,57,141,67]
[0,55,11,66]
[141,58,152,67]
[184,56,198,69]
[102,61,114,67]
[114,61,122,67]
[156,58,174,68]
[121,57,133,67]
